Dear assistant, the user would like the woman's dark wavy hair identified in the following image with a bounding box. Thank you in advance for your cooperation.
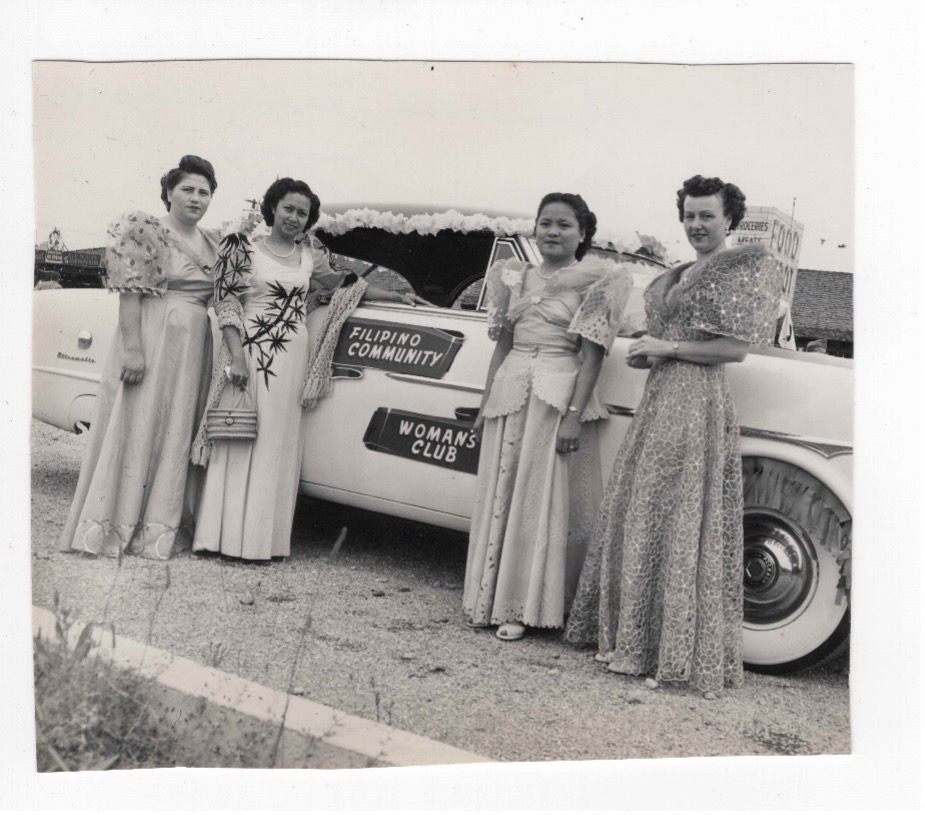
[160,155,217,211]
[535,192,597,261]
[261,178,321,231]
[676,175,747,231]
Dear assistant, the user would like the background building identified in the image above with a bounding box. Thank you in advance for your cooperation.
[34,246,106,288]
[791,268,854,357]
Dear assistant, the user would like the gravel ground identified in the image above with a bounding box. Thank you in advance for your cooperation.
[31,419,850,763]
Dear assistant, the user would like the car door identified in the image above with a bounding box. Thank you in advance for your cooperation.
[298,238,532,532]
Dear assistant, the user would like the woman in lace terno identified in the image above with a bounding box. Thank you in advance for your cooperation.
[60,155,220,559]
[463,193,633,640]
[565,175,782,696]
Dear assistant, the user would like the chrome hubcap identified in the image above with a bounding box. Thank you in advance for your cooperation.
[743,508,819,628]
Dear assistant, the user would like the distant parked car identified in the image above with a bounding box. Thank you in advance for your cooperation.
[33,204,852,672]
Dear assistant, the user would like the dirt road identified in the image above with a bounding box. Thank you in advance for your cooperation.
[31,420,849,763]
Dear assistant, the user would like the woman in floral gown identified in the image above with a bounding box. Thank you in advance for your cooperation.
[192,178,427,560]
[463,193,632,640]
[60,155,220,560]
[565,175,781,695]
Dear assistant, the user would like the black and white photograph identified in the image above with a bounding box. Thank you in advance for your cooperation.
[3,1,921,811]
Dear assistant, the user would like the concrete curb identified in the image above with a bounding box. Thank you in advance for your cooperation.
[32,604,493,768]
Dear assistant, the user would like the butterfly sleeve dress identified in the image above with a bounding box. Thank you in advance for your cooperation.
[463,255,632,629]
[564,244,780,693]
[59,212,218,560]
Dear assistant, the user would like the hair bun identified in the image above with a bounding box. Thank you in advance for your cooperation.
[160,154,217,211]
[178,154,215,179]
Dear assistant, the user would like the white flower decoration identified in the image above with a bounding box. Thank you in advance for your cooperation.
[313,208,534,238]
[501,266,524,288]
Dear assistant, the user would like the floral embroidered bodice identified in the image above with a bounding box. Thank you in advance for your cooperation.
[482,256,632,421]
[104,210,218,306]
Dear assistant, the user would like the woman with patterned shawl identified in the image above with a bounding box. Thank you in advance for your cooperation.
[463,193,633,640]
[191,178,428,561]
[565,175,782,696]
[60,155,220,560]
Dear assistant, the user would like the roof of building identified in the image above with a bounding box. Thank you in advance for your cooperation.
[791,268,854,342]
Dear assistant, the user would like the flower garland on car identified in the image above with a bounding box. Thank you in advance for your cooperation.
[313,207,536,238]
[221,206,672,264]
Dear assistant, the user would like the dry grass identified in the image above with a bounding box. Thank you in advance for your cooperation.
[33,596,183,772]
[33,529,383,771]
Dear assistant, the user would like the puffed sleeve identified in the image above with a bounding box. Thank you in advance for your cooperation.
[616,265,662,336]
[213,232,252,333]
[687,245,782,345]
[104,211,171,295]
[484,258,527,340]
[567,261,633,353]
[306,234,346,294]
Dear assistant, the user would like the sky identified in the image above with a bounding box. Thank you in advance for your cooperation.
[33,60,853,271]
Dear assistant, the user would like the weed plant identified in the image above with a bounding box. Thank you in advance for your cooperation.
[33,595,183,771]
[33,527,387,770]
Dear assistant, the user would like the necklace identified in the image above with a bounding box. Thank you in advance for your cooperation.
[263,238,297,259]
[537,258,577,279]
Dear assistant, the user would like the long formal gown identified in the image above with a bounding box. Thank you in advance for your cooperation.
[60,212,218,560]
[564,244,781,693]
[193,236,341,560]
[463,255,632,629]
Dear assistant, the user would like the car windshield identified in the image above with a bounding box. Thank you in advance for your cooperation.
[329,252,417,299]
[319,225,666,325]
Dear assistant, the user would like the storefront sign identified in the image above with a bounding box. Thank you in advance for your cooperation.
[363,407,480,474]
[65,251,103,268]
[334,318,464,378]
[730,207,804,300]
[730,206,804,350]
[45,251,63,265]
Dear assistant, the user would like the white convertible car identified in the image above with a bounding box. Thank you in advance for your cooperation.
[33,205,853,673]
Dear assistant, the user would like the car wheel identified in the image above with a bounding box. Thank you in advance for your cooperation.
[740,456,851,673]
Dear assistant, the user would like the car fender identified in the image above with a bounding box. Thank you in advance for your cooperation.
[738,433,853,516]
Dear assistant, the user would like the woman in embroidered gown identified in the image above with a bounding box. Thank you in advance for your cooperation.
[564,176,782,695]
[60,155,220,560]
[463,193,632,640]
[192,178,427,560]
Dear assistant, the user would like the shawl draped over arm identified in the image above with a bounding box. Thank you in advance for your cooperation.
[300,234,369,409]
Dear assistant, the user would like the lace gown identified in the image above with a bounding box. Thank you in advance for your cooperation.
[60,212,217,560]
[463,256,632,628]
[193,238,341,560]
[564,244,780,693]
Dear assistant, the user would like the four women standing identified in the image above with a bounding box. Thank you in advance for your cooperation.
[59,164,781,695]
